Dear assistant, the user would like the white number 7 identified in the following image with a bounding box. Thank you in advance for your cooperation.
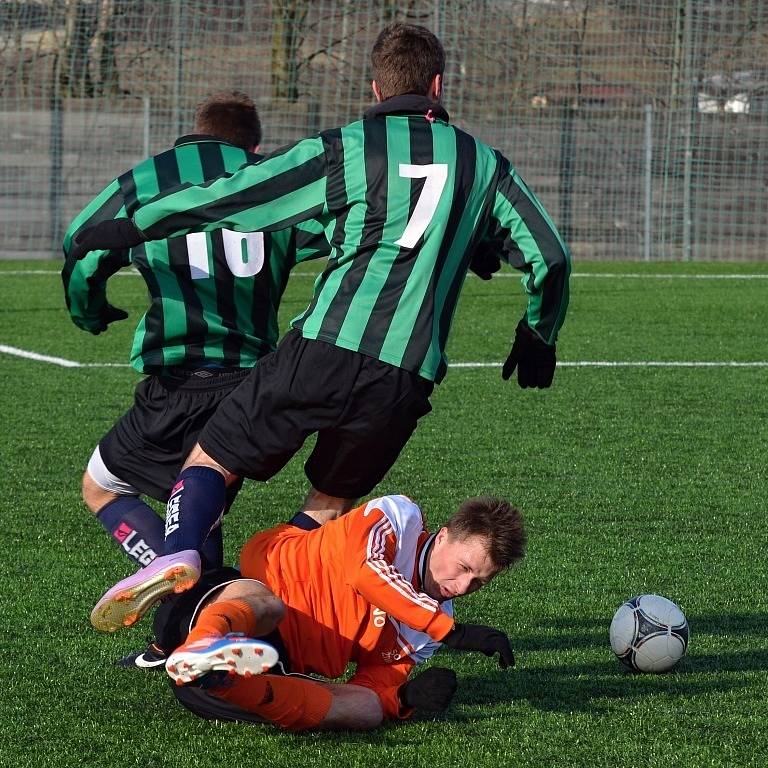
[395,163,448,249]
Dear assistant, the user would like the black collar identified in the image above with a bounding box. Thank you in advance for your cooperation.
[418,533,437,590]
[364,94,449,122]
[173,134,238,148]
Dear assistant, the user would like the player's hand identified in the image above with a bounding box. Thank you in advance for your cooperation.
[91,303,129,335]
[399,667,458,711]
[468,247,501,281]
[442,623,515,669]
[502,319,556,388]
[71,219,147,261]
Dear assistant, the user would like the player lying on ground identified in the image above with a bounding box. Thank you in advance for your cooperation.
[140,495,525,731]
[62,91,329,581]
[76,23,570,626]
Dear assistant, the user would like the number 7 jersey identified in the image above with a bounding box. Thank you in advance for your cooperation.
[62,136,329,373]
[131,95,572,382]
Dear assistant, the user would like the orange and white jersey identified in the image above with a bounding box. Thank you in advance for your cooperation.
[239,495,454,719]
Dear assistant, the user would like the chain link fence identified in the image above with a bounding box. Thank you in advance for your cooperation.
[2,0,767,260]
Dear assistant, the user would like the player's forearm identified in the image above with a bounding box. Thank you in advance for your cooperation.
[492,176,572,344]
[62,258,102,328]
[133,137,329,241]
[62,249,130,331]
[62,179,124,255]
[521,252,570,345]
[353,564,454,641]
[62,184,128,316]
[316,683,385,730]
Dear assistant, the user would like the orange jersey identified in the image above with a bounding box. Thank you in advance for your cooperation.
[239,495,455,719]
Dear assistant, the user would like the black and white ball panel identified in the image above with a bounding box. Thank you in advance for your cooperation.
[609,594,689,673]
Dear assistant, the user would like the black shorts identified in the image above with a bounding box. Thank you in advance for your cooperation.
[198,330,434,499]
[99,368,249,502]
[155,567,290,725]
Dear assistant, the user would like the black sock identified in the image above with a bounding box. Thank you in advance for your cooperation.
[96,496,163,567]
[164,467,226,554]
[200,524,224,570]
[288,511,322,531]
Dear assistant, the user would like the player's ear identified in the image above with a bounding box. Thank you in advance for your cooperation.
[249,144,260,154]
[371,80,384,103]
[429,74,442,101]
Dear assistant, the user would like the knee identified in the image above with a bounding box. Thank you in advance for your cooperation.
[219,580,286,629]
[301,488,358,525]
[182,444,236,483]
[81,470,116,514]
[261,594,286,627]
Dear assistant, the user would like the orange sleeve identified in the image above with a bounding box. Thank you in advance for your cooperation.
[347,660,415,720]
[344,506,454,642]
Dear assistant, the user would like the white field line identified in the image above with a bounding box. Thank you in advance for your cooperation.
[2,344,767,370]
[450,361,768,368]
[0,345,130,367]
[3,269,768,280]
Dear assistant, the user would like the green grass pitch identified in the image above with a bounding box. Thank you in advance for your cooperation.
[2,259,767,768]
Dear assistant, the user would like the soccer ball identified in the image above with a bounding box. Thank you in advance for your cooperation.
[609,594,689,673]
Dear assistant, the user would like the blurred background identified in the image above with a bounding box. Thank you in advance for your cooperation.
[2,0,766,260]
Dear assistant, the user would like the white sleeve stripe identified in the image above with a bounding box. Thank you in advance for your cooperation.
[366,518,433,611]
[395,627,417,657]
[365,515,439,613]
[366,515,436,616]
[368,556,438,613]
[389,616,439,665]
[365,516,390,559]
[366,517,389,567]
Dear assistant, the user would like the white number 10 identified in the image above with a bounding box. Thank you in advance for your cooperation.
[395,163,448,249]
[186,230,265,279]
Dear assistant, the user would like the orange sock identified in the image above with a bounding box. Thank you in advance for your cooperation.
[184,599,257,645]
[215,674,333,732]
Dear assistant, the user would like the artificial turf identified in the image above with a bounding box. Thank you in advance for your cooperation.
[2,259,767,767]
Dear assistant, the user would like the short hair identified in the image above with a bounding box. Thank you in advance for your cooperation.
[371,23,445,100]
[193,90,262,150]
[445,497,527,570]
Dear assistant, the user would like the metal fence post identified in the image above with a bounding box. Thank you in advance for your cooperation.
[644,104,653,262]
[143,95,151,157]
[172,0,183,138]
[49,67,63,257]
[682,0,694,261]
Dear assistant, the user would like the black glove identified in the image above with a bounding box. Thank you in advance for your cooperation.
[91,303,129,335]
[468,248,502,281]
[442,623,515,669]
[71,219,147,261]
[399,667,458,711]
[502,319,556,389]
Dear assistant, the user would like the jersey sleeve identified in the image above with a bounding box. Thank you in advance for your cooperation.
[61,178,131,333]
[344,499,455,642]
[347,659,416,721]
[292,219,332,263]
[133,136,330,242]
[483,155,571,344]
[270,219,332,269]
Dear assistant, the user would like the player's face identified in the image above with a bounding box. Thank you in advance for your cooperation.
[423,529,499,602]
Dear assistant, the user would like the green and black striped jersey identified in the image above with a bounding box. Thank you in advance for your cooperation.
[62,136,329,373]
[130,97,571,382]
